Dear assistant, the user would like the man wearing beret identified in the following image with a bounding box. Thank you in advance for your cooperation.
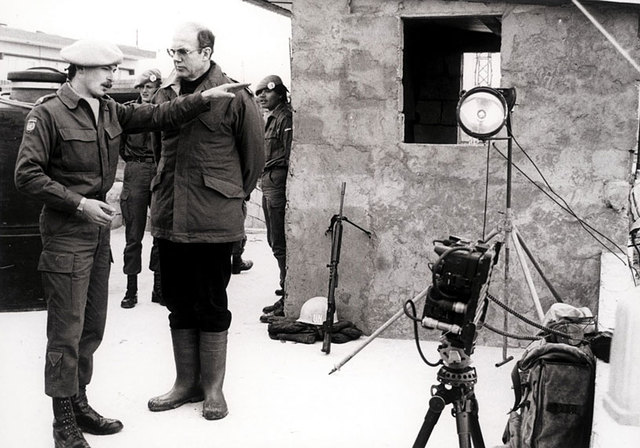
[147,22,264,421]
[14,39,247,448]
[119,68,164,309]
[255,75,293,321]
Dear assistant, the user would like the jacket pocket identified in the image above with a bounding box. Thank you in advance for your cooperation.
[59,128,99,172]
[202,174,245,199]
[105,123,123,140]
[38,251,74,273]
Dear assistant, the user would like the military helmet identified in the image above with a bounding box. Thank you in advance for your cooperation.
[297,296,337,325]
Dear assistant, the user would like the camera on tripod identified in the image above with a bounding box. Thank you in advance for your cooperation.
[422,236,501,357]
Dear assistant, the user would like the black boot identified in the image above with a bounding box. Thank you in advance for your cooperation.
[148,328,204,411]
[151,271,164,304]
[71,386,123,435]
[121,275,137,308]
[231,256,253,274]
[262,298,284,314]
[52,397,91,448]
[200,331,228,420]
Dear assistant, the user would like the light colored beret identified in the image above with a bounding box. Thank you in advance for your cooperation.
[134,68,162,88]
[255,75,288,94]
[60,39,124,66]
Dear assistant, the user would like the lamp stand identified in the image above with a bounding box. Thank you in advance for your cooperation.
[483,118,562,366]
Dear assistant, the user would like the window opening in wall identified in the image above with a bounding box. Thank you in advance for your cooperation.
[403,16,502,144]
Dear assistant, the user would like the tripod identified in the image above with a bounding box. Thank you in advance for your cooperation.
[412,344,484,448]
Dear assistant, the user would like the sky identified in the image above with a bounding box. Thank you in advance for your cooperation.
[0,0,292,88]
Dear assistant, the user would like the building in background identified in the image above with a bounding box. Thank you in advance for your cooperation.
[0,25,154,87]
[286,0,640,344]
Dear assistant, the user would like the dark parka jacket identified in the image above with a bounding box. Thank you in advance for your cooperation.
[150,63,265,243]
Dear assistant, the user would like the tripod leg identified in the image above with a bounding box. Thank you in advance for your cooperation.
[468,396,486,448]
[454,403,473,448]
[511,228,544,321]
[454,394,485,448]
[412,395,446,448]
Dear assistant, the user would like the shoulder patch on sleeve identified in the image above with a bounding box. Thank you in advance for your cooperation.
[25,118,38,134]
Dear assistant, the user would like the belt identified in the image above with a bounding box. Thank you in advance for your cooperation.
[125,156,155,163]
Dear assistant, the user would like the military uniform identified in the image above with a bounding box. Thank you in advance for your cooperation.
[120,104,160,279]
[255,75,292,299]
[262,101,292,292]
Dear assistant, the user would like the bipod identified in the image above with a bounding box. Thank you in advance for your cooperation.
[325,214,372,239]
[412,365,484,448]
[322,182,372,354]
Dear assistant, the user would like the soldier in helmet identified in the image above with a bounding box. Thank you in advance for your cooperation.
[120,68,163,308]
[14,38,247,448]
[255,75,293,320]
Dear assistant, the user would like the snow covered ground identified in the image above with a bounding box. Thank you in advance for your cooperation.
[0,227,521,448]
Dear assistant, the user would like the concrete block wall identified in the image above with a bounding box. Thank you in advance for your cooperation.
[287,0,637,345]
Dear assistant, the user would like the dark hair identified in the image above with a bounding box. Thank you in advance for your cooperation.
[67,64,78,80]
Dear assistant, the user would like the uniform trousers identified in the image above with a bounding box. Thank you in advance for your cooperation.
[37,207,111,397]
[261,167,287,289]
[120,161,159,275]
[157,238,233,332]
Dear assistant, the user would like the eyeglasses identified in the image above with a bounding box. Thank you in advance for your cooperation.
[166,48,201,58]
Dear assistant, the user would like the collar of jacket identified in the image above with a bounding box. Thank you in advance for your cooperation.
[57,82,112,110]
[160,62,228,96]
[266,101,291,120]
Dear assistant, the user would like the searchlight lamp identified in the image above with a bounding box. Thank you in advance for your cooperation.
[456,87,516,140]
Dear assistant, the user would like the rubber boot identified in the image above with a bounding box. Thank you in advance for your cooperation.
[121,275,138,308]
[200,330,229,420]
[71,386,123,435]
[148,328,204,411]
[52,397,91,448]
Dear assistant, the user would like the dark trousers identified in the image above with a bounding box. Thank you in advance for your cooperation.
[37,207,111,397]
[261,168,287,289]
[157,239,233,332]
[121,161,159,275]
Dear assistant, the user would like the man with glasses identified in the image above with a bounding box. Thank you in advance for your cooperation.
[14,39,247,448]
[147,22,264,421]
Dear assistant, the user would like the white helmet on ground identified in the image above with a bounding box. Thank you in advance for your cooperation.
[297,296,338,325]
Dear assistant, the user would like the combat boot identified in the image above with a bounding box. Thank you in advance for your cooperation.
[71,386,123,435]
[200,330,228,420]
[262,298,284,314]
[52,397,91,448]
[121,274,137,308]
[231,256,253,274]
[148,328,204,411]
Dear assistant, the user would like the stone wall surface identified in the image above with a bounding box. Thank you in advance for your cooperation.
[288,0,638,345]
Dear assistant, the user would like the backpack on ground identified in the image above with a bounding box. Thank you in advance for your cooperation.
[501,337,596,448]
